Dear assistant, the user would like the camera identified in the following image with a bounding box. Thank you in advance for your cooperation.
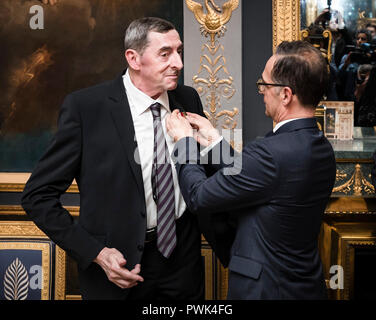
[345,43,376,64]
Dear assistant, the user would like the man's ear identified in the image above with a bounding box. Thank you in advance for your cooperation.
[280,86,293,106]
[125,49,141,70]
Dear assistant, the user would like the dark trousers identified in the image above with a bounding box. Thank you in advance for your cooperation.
[127,211,204,300]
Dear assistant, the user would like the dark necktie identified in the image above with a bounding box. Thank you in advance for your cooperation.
[150,103,177,258]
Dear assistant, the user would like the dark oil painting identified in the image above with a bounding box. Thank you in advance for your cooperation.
[0,0,183,171]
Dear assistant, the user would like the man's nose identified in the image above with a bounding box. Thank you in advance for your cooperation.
[171,51,183,70]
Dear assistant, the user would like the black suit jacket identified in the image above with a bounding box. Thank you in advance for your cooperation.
[174,118,336,299]
[21,71,233,299]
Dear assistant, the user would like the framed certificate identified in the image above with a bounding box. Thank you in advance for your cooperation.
[320,101,354,140]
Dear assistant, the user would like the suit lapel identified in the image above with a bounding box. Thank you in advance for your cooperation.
[107,79,186,197]
[108,72,145,197]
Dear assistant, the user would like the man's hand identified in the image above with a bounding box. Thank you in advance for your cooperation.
[94,247,144,289]
[186,112,221,147]
[166,109,194,142]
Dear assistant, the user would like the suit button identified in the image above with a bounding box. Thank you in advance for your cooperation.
[140,211,145,218]
[137,245,144,251]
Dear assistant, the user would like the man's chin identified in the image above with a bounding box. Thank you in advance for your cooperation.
[166,81,179,91]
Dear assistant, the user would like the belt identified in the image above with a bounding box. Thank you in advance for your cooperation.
[144,213,186,243]
[145,227,157,243]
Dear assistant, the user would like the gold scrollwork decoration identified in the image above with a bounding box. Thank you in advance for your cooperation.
[186,0,239,130]
[322,29,333,63]
[332,164,375,196]
[336,169,347,181]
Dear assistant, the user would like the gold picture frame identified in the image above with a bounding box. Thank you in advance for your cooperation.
[0,173,78,193]
[272,0,301,51]
[0,221,66,300]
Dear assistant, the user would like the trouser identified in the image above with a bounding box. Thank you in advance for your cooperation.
[127,211,204,300]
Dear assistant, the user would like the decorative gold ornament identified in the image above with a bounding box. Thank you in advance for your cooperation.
[186,0,239,129]
[336,169,347,181]
[301,28,333,63]
[333,164,375,196]
[186,0,239,44]
[4,258,29,300]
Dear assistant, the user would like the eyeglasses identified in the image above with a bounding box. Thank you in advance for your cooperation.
[256,78,294,94]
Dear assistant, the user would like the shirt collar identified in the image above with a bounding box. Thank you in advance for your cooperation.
[123,69,170,116]
[273,118,302,133]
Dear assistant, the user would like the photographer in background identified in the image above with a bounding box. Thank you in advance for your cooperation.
[342,30,375,67]
[356,65,376,126]
[336,30,376,124]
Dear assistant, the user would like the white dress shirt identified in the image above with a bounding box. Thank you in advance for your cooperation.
[273,118,302,133]
[123,70,186,229]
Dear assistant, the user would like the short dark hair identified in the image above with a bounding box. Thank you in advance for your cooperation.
[357,29,372,42]
[272,40,329,108]
[124,17,176,54]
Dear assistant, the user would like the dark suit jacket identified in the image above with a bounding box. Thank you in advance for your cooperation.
[21,71,233,299]
[174,118,336,299]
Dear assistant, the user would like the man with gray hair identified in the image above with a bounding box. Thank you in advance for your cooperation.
[22,17,225,300]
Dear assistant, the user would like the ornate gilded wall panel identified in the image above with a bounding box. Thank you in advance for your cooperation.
[184,1,241,299]
[184,0,241,146]
[272,0,300,51]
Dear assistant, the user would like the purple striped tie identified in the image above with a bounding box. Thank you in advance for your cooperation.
[150,103,177,258]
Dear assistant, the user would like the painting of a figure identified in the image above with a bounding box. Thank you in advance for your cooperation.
[326,108,336,134]
[0,0,182,171]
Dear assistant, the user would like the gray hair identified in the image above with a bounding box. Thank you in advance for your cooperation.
[124,17,176,54]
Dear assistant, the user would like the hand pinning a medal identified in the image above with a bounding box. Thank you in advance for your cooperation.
[166,109,194,142]
[166,110,221,147]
